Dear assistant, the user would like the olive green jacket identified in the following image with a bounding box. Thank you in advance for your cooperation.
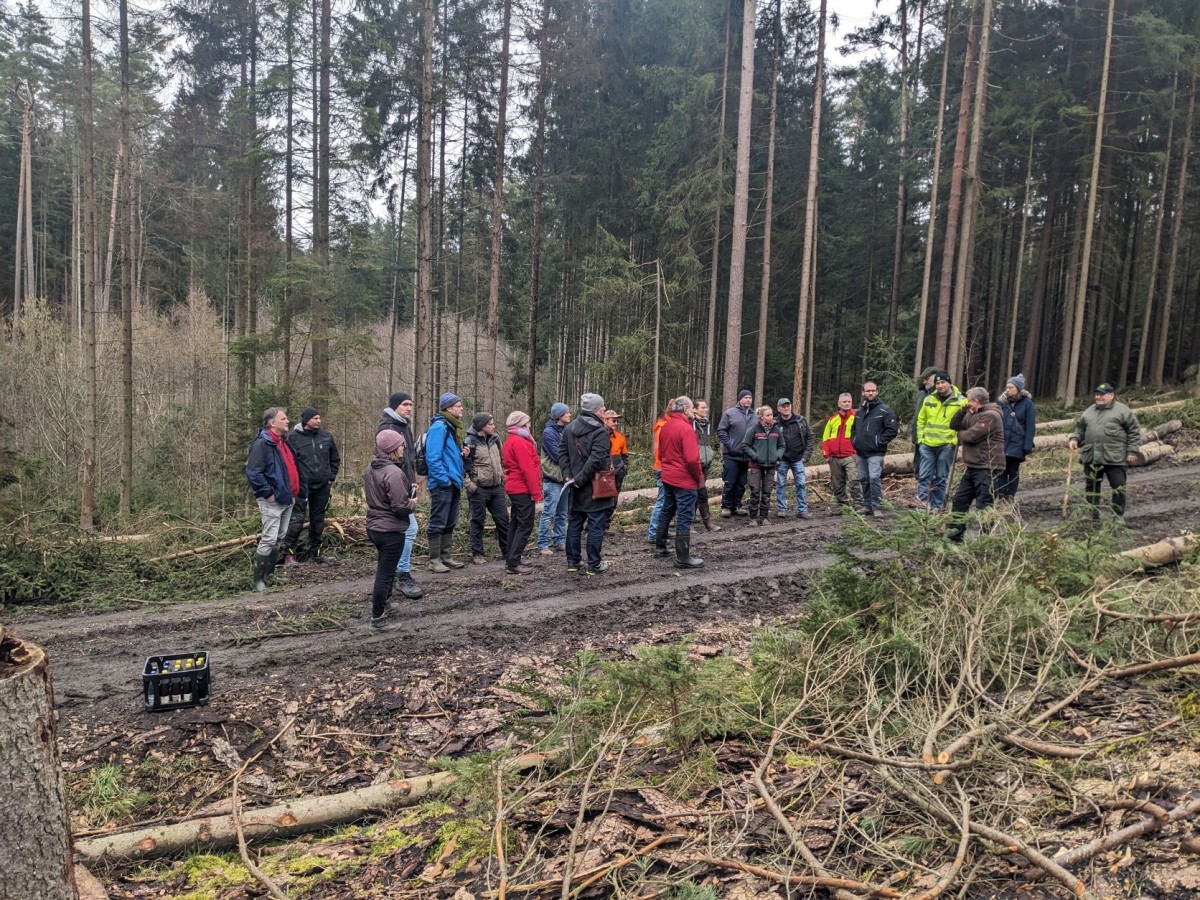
[1069,402,1140,467]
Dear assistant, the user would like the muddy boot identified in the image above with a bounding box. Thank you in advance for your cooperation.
[252,552,271,592]
[674,533,704,568]
[700,506,721,532]
[428,535,450,573]
[654,533,670,558]
[396,571,425,598]
[441,531,466,569]
[265,547,288,585]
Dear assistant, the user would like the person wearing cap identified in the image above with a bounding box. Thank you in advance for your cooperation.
[426,392,467,572]
[850,381,899,517]
[559,392,616,575]
[742,405,783,525]
[945,387,1005,543]
[1068,383,1140,524]
[822,393,862,513]
[377,391,423,599]
[654,396,705,567]
[536,402,572,555]
[915,372,966,510]
[246,407,308,591]
[282,406,341,566]
[465,412,510,565]
[717,389,756,517]
[775,398,815,519]
[364,429,417,628]
[692,400,721,531]
[997,374,1036,502]
[913,366,940,466]
[501,411,541,574]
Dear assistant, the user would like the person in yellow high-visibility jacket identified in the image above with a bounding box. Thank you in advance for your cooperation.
[915,372,966,510]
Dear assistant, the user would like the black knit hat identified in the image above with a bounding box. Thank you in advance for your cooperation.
[300,406,319,427]
[388,391,412,409]
[472,412,494,432]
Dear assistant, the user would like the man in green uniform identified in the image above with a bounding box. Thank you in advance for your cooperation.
[1068,383,1140,525]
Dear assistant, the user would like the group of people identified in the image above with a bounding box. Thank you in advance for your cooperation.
[244,373,1142,626]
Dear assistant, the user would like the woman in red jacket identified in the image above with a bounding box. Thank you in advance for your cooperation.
[502,411,543,575]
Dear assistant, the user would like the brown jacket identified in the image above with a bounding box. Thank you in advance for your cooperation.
[950,403,1005,471]
[364,451,416,533]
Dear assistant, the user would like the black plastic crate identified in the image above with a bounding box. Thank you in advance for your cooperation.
[143,651,211,711]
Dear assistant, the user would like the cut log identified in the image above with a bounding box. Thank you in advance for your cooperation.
[1131,441,1175,466]
[1119,533,1198,569]
[1038,399,1191,431]
[1033,419,1183,452]
[0,638,78,900]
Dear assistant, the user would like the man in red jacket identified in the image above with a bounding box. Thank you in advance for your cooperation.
[821,392,862,514]
[654,396,705,568]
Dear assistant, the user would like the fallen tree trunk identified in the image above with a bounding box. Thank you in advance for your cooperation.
[1119,533,1198,569]
[1132,441,1175,466]
[1038,399,1191,431]
[148,517,368,563]
[1033,420,1182,452]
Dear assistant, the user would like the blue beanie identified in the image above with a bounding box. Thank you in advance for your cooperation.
[439,392,461,410]
[550,402,570,420]
[738,389,752,401]
[1006,374,1025,393]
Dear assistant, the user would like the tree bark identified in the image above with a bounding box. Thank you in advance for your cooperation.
[310,0,332,397]
[1136,73,1178,386]
[0,639,78,900]
[1004,132,1034,380]
[888,0,909,340]
[118,0,135,517]
[754,0,781,402]
[485,0,512,410]
[527,0,551,414]
[80,0,99,530]
[704,1,732,404]
[415,0,436,415]
[791,0,826,402]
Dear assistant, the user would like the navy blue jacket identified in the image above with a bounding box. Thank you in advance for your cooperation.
[998,392,1036,459]
[246,430,308,505]
[540,418,566,483]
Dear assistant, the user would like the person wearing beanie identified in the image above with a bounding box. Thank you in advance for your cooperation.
[282,406,341,566]
[377,391,423,598]
[363,430,417,628]
[502,411,541,574]
[537,402,573,554]
[915,372,966,511]
[717,389,756,517]
[245,407,307,592]
[559,392,615,575]
[997,374,1036,502]
[425,393,467,572]
[1068,383,1140,525]
[464,412,510,565]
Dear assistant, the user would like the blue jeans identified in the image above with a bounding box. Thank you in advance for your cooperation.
[395,513,419,574]
[855,455,885,511]
[566,508,608,571]
[658,484,698,537]
[647,474,666,539]
[537,480,569,549]
[775,460,808,514]
[427,485,461,538]
[917,444,956,510]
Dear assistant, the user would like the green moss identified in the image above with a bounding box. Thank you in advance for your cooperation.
[367,825,421,859]
[1176,691,1200,720]
[427,817,492,871]
[168,852,255,900]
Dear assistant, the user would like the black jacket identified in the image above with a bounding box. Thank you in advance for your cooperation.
[377,408,417,484]
[558,411,617,513]
[289,424,341,488]
[777,413,814,463]
[851,398,899,458]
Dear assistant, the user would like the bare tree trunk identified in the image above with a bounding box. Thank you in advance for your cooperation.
[527,0,551,414]
[704,2,732,403]
[722,0,757,411]
[118,0,135,516]
[888,0,909,339]
[791,0,826,402]
[80,0,99,529]
[754,0,781,402]
[484,0,512,410]
[310,0,332,397]
[1117,190,1142,388]
[283,0,295,389]
[1063,0,1114,405]
[389,129,411,392]
[654,260,662,414]
[1151,72,1196,387]
[1136,73,1178,386]
[100,146,121,315]
[415,0,436,416]
[1004,131,1034,380]
[934,0,980,365]
[1055,184,1086,398]
[913,0,952,375]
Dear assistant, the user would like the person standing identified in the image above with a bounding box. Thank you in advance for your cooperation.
[377,392,424,599]
[913,367,939,468]
[559,393,616,575]
[245,407,307,592]
[915,372,966,510]
[946,388,1005,543]
[646,403,671,543]
[536,403,571,555]
[283,406,341,565]
[426,393,467,572]
[602,410,629,533]
[717,389,756,517]
[363,430,417,628]
[822,393,862,514]
[775,398,815,519]
[1068,383,1140,524]
[692,400,721,531]
[501,411,541,575]
[465,412,510,565]
[997,374,1036,502]
[850,381,899,517]
[742,405,783,525]
[654,396,705,568]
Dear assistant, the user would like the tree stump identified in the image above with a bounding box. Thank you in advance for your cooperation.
[0,636,78,900]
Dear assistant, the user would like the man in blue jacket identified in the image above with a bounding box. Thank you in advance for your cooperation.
[717,389,756,517]
[426,393,467,573]
[536,402,571,554]
[245,407,308,591]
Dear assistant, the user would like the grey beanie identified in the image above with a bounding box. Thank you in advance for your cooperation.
[1006,373,1026,392]
[580,393,604,413]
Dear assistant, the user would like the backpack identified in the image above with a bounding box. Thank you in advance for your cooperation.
[413,432,429,477]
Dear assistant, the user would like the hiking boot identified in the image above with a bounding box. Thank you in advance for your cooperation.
[732,509,749,517]
[505,564,533,575]
[251,552,271,592]
[395,572,424,599]
[552,544,566,552]
[539,547,553,556]
[313,551,336,564]
[720,508,732,519]
[674,533,704,568]
[702,518,721,532]
[472,554,487,565]
[797,511,812,520]
[567,563,582,573]
[428,535,450,573]
[283,553,300,568]
[370,611,396,630]
[586,561,610,575]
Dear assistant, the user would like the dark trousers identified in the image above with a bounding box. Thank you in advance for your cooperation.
[947,468,1000,541]
[1085,464,1128,516]
[658,484,698,538]
[721,457,749,511]
[283,481,332,555]
[368,528,407,618]
[746,466,772,518]
[696,465,712,522]
[997,456,1024,499]
[428,485,461,538]
[468,484,510,556]
[506,494,535,568]
[567,508,608,571]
